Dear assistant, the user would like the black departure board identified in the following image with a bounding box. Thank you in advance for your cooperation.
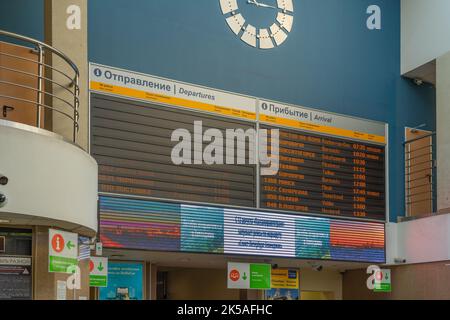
[91,94,386,221]
[260,126,386,220]
[91,95,256,207]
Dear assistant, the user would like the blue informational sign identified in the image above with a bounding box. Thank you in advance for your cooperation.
[99,262,143,300]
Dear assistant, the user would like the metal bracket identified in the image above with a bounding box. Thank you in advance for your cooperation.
[2,105,14,117]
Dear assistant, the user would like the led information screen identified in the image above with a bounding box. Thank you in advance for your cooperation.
[261,126,385,220]
[91,94,256,207]
[99,196,385,263]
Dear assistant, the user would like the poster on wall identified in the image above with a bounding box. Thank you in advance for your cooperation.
[0,257,32,300]
[99,262,143,300]
[265,288,299,300]
[0,229,32,300]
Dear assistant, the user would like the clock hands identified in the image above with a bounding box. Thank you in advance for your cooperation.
[247,0,277,9]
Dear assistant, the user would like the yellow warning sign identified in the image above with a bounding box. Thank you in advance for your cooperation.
[271,269,299,289]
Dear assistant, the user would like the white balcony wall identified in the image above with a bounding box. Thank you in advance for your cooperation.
[0,121,98,235]
[401,0,450,74]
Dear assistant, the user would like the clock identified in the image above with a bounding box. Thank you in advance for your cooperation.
[219,0,294,49]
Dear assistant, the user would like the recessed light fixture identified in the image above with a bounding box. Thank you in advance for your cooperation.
[0,219,10,223]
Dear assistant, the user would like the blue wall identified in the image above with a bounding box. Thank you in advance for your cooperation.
[0,0,44,41]
[88,0,435,221]
[1,0,435,221]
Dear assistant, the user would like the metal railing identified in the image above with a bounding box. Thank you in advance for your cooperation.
[0,29,79,142]
[404,132,437,217]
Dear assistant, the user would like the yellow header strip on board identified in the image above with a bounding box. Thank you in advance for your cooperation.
[90,81,257,121]
[260,114,386,144]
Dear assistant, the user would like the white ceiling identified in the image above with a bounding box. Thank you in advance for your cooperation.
[403,59,436,85]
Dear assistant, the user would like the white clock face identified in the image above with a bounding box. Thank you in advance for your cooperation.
[219,0,294,49]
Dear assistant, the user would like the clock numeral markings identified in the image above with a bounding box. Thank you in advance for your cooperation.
[220,0,239,15]
[241,24,257,47]
[259,28,274,49]
[220,0,294,49]
[226,13,246,35]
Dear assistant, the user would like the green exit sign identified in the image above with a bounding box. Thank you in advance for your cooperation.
[250,264,271,289]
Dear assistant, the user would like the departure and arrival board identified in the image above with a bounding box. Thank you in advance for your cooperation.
[90,63,387,223]
[260,126,385,220]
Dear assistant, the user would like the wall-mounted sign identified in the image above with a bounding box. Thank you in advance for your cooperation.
[0,256,32,300]
[95,242,103,256]
[99,196,386,263]
[0,257,31,266]
[374,269,391,293]
[89,257,108,287]
[271,269,299,289]
[90,64,257,121]
[99,262,144,300]
[259,100,386,144]
[227,262,271,289]
[48,229,78,273]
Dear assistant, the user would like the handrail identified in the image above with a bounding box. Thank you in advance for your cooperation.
[0,29,79,78]
[0,29,79,143]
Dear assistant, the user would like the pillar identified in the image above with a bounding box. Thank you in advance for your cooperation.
[44,0,88,150]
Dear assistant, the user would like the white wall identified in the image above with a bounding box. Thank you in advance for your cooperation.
[436,52,450,212]
[386,214,450,265]
[0,121,98,234]
[401,0,450,74]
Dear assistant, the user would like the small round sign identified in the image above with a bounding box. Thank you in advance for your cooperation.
[229,269,240,282]
[51,234,65,253]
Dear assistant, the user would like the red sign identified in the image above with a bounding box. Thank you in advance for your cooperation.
[51,234,65,253]
[229,269,240,282]
[375,270,383,281]
[89,260,95,272]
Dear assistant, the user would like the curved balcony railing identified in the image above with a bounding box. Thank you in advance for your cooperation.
[0,29,79,142]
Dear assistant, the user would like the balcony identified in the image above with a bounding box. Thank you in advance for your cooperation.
[0,30,97,235]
